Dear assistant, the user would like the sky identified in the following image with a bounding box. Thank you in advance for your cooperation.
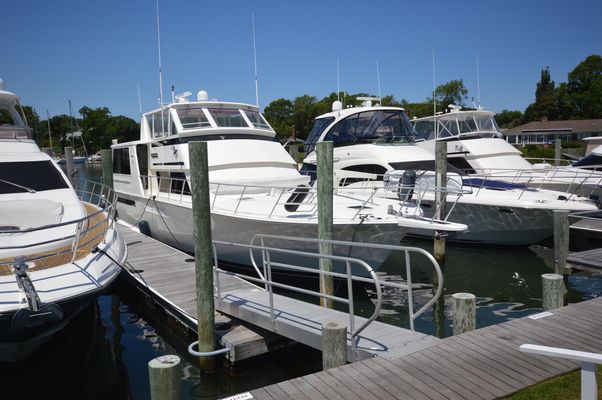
[2,0,601,121]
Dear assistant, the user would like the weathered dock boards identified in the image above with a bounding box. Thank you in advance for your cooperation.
[571,218,602,238]
[250,296,602,400]
[568,247,602,270]
[117,224,440,362]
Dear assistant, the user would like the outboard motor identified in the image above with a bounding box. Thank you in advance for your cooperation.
[398,170,416,203]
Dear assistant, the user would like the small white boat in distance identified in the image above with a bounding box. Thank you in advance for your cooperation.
[112,90,466,273]
[301,100,597,245]
[0,81,126,362]
[412,107,602,200]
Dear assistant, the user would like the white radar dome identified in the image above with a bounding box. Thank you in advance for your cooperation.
[332,101,343,111]
[197,90,209,101]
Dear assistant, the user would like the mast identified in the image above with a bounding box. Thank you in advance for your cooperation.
[476,54,481,109]
[156,0,164,107]
[432,48,437,138]
[337,58,340,102]
[68,100,75,148]
[376,60,382,101]
[252,12,259,107]
[46,110,53,153]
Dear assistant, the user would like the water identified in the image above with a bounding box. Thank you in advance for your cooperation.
[2,162,601,399]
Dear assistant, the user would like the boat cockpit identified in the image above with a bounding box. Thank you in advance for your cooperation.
[0,86,32,140]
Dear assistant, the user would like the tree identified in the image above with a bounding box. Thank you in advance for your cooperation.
[263,98,293,139]
[563,54,602,119]
[523,67,560,121]
[292,95,318,140]
[430,79,469,109]
[79,106,112,154]
[495,109,523,129]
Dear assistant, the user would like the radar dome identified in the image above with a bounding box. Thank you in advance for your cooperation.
[197,90,209,101]
[332,101,343,111]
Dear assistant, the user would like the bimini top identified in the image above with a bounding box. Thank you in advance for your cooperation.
[304,100,416,156]
[0,81,33,141]
[412,107,501,141]
[138,90,276,143]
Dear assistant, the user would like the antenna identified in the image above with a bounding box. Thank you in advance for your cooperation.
[156,0,164,106]
[476,54,481,109]
[137,84,143,114]
[46,110,53,153]
[432,48,437,138]
[68,100,75,148]
[337,58,340,102]
[376,60,382,101]
[252,12,259,107]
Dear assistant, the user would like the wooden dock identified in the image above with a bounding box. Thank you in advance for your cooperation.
[248,296,602,400]
[117,225,440,362]
[568,247,602,272]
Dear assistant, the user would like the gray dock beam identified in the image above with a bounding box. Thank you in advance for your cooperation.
[433,141,447,337]
[189,141,216,372]
[317,141,334,308]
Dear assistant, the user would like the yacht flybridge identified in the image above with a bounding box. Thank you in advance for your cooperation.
[412,107,602,199]
[302,99,597,245]
[112,90,466,271]
[0,81,126,361]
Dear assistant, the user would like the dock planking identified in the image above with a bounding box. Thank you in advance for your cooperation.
[117,224,440,363]
[568,247,602,271]
[251,297,602,400]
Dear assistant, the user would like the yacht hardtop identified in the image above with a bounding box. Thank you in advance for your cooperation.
[412,107,502,142]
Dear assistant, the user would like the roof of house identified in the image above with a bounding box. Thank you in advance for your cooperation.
[504,119,602,135]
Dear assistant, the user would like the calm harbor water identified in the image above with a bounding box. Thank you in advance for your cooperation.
[2,162,601,399]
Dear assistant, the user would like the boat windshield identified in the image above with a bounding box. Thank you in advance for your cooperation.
[0,98,26,128]
[207,108,248,128]
[243,110,271,130]
[413,112,501,141]
[0,161,69,194]
[304,117,335,155]
[572,153,602,170]
[177,108,211,130]
[313,110,415,152]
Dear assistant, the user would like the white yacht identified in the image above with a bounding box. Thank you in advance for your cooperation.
[412,107,602,200]
[301,100,597,245]
[0,81,126,361]
[112,90,466,271]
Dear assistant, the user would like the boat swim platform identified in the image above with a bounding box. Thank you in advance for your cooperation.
[248,296,602,400]
[116,224,440,363]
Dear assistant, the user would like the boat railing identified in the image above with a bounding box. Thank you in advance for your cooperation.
[142,173,458,222]
[0,181,119,266]
[208,234,442,361]
[523,157,575,167]
[466,167,602,199]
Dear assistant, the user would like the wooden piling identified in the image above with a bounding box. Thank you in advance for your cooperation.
[317,141,334,308]
[101,149,113,189]
[322,321,347,369]
[554,139,561,167]
[148,355,181,400]
[189,141,216,372]
[542,273,565,311]
[433,141,447,265]
[553,209,570,275]
[65,146,74,180]
[452,293,476,335]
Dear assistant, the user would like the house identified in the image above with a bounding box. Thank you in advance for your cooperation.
[504,117,602,145]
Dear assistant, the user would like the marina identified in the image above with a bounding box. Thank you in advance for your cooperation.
[2,1,602,398]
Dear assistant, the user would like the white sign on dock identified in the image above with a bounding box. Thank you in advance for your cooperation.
[528,311,554,320]
[221,393,253,400]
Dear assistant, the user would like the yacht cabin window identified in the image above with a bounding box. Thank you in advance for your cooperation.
[177,108,211,130]
[324,110,415,147]
[0,98,26,127]
[304,117,335,155]
[151,111,170,138]
[113,148,131,175]
[207,108,246,127]
[243,110,270,129]
[0,161,69,194]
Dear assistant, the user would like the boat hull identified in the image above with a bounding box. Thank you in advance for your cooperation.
[116,193,406,273]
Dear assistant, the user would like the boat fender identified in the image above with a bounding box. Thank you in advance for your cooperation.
[11,303,63,331]
[284,186,310,212]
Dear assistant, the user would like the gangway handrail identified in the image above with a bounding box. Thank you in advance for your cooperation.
[249,234,444,332]
[210,239,383,361]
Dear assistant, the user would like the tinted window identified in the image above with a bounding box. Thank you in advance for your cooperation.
[177,108,211,130]
[207,108,247,127]
[0,161,69,193]
[573,154,602,169]
[304,117,335,155]
[243,110,271,129]
[113,148,131,174]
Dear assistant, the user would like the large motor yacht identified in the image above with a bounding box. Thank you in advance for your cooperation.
[0,81,126,361]
[412,107,602,199]
[301,99,597,245]
[112,90,466,271]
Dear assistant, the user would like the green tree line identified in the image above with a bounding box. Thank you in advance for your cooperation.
[23,106,139,156]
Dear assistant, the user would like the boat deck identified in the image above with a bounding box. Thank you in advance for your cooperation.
[117,225,441,362]
[249,296,602,400]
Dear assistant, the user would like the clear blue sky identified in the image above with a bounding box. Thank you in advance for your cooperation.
[2,0,601,121]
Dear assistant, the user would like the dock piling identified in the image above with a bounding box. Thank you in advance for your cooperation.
[189,141,216,372]
[322,321,347,369]
[433,141,448,337]
[317,141,334,308]
[65,146,74,180]
[101,149,113,189]
[542,273,565,311]
[553,209,570,275]
[148,354,181,400]
[452,292,476,335]
[554,139,561,167]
